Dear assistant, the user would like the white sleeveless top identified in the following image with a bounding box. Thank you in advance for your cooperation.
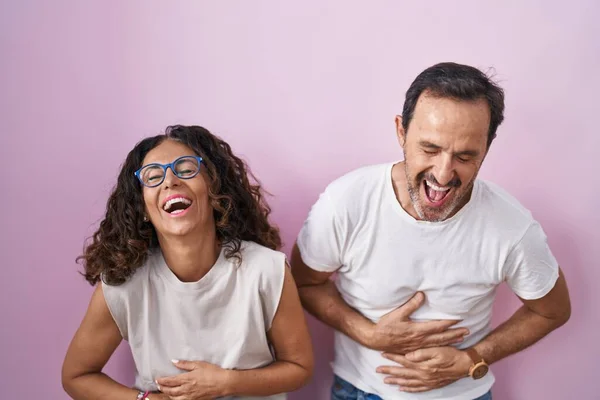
[102,241,287,400]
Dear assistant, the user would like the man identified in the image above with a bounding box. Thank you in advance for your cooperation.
[290,62,571,400]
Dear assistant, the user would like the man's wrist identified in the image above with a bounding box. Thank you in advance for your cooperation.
[355,320,377,348]
[458,350,474,378]
[472,343,493,365]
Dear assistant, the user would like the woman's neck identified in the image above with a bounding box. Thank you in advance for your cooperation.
[157,229,220,282]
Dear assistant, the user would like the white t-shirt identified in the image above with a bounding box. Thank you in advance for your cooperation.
[102,241,287,400]
[297,163,559,400]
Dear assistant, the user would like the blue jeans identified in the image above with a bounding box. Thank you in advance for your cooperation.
[331,375,492,400]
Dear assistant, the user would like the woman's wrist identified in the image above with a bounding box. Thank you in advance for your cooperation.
[220,369,237,397]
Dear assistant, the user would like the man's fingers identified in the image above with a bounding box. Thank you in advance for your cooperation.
[380,352,404,364]
[376,365,422,378]
[399,386,432,393]
[384,377,425,387]
[422,328,470,346]
[405,348,437,362]
[380,353,420,369]
[399,379,453,393]
[417,319,469,335]
[397,292,426,318]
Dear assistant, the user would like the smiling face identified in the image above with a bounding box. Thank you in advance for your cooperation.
[141,139,214,239]
[396,93,490,222]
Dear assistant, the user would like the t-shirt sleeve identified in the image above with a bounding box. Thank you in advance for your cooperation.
[101,279,129,340]
[296,190,345,272]
[504,221,560,300]
[259,251,287,331]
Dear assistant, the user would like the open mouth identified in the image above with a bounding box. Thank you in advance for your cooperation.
[162,196,192,215]
[423,180,451,205]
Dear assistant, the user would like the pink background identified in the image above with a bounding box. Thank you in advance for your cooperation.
[2,1,598,399]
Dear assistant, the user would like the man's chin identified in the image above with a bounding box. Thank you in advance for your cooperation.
[420,212,447,223]
[417,202,455,222]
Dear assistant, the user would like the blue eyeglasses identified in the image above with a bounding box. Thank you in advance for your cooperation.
[134,155,203,188]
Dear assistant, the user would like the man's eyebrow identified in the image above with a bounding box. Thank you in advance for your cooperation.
[454,149,480,157]
[418,140,480,157]
[418,140,441,149]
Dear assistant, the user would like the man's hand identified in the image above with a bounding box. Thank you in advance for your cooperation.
[155,360,231,400]
[376,347,473,393]
[367,292,470,354]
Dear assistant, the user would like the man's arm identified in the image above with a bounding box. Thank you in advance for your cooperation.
[291,243,470,354]
[377,269,571,393]
[473,267,570,364]
[290,243,375,347]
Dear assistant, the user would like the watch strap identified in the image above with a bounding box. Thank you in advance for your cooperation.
[465,348,484,365]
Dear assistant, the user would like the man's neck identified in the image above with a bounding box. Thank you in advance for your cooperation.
[391,161,416,217]
[157,228,220,282]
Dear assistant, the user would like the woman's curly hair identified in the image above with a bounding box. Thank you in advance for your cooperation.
[78,125,282,286]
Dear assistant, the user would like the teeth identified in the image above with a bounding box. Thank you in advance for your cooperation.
[425,181,450,192]
[163,197,192,210]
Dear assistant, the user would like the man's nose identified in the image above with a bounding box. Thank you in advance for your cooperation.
[433,154,455,186]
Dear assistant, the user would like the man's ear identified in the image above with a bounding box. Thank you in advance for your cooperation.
[395,115,406,148]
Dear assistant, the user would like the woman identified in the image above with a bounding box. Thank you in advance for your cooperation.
[62,125,313,400]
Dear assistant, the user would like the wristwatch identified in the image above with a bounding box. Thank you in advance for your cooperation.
[465,348,489,380]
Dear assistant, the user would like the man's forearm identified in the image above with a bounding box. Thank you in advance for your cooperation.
[297,280,375,348]
[473,305,568,365]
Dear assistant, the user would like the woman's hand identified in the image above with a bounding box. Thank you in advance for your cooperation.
[155,360,231,400]
[147,393,171,400]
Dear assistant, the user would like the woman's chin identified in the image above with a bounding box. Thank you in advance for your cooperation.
[158,221,201,238]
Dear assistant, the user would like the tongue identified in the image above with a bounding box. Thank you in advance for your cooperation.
[426,186,447,202]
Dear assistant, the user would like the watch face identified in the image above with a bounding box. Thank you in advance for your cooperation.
[472,364,489,379]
